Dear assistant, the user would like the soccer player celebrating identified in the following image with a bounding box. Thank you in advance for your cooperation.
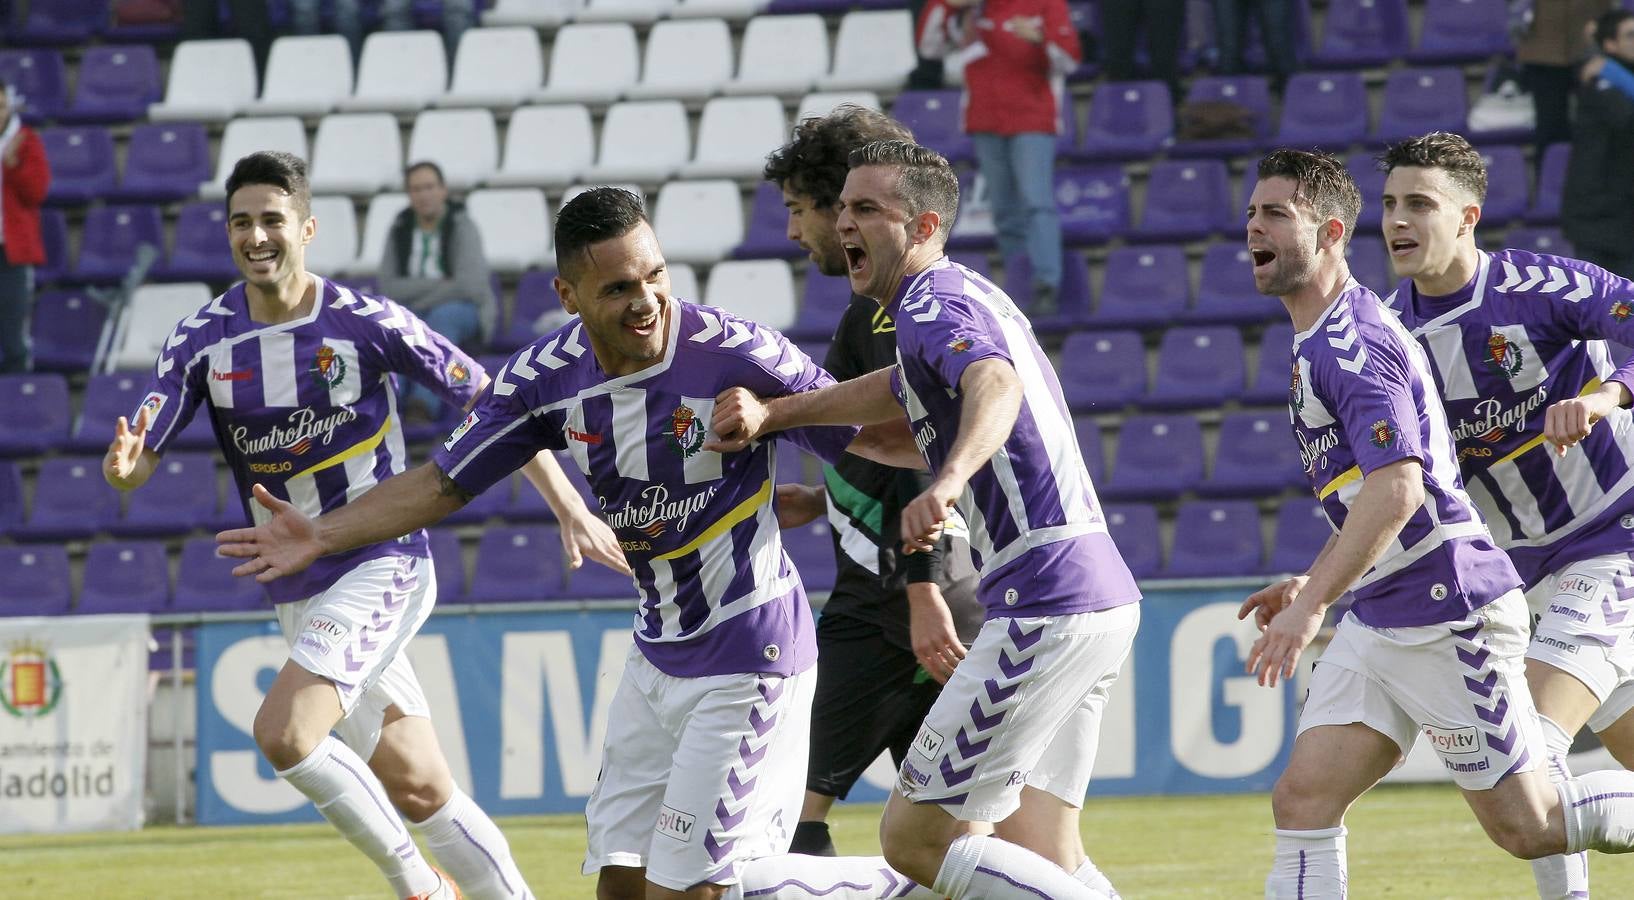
[107,152,625,900]
[1378,130,1634,897]
[1238,148,1634,899]
[709,140,1141,900]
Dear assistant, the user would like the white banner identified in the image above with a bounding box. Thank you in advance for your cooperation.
[0,614,149,833]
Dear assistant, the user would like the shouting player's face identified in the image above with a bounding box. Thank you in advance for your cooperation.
[226,183,314,291]
[1245,176,1324,298]
[836,165,920,301]
[556,221,672,377]
[1381,165,1477,286]
[782,186,846,277]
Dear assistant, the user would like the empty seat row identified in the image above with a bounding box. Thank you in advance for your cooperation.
[1107,497,1331,581]
[1075,410,1307,502]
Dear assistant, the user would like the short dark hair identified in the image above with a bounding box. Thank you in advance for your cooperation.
[224,151,311,219]
[847,140,960,239]
[1255,149,1362,244]
[763,105,914,209]
[1377,131,1487,203]
[405,160,445,186]
[554,187,648,279]
[1597,10,1634,45]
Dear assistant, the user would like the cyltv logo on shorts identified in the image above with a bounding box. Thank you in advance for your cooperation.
[1422,724,1480,755]
[655,804,695,843]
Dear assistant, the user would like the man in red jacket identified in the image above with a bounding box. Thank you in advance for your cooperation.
[917,0,1078,314]
[0,79,50,373]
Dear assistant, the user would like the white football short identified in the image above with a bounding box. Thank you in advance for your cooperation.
[896,603,1139,823]
[1524,553,1634,732]
[1300,590,1541,790]
[275,554,434,759]
[582,645,814,891]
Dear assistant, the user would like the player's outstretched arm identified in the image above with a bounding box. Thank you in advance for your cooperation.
[1545,380,1632,455]
[706,367,901,453]
[519,451,632,576]
[900,358,1022,553]
[102,408,162,492]
[216,462,469,583]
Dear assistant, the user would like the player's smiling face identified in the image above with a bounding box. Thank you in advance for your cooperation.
[1382,165,1477,287]
[555,221,672,377]
[836,165,917,301]
[225,183,314,290]
[1245,176,1323,298]
[782,186,846,277]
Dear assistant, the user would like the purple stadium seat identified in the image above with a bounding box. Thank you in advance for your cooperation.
[79,541,170,613]
[1276,72,1368,150]
[1172,75,1273,158]
[60,45,162,123]
[1134,159,1233,241]
[1526,143,1571,224]
[1245,321,1296,404]
[733,182,802,261]
[173,537,268,612]
[1345,152,1386,233]
[1058,330,1146,411]
[1202,410,1305,497]
[114,452,220,538]
[1375,67,1467,144]
[74,204,164,284]
[0,545,71,616]
[427,528,466,604]
[1479,145,1529,225]
[1055,166,1131,244]
[26,456,120,542]
[1166,500,1263,577]
[40,126,117,206]
[71,372,145,452]
[496,269,560,352]
[1189,244,1283,324]
[1267,497,1331,574]
[1073,415,1105,483]
[1103,503,1160,580]
[469,525,568,602]
[1410,0,1510,63]
[113,123,212,202]
[1090,244,1189,328]
[1102,413,1204,501]
[1505,226,1572,256]
[1346,237,1392,294]
[1075,80,1173,161]
[0,50,68,123]
[31,289,108,373]
[1311,0,1408,68]
[13,0,108,46]
[443,470,514,526]
[790,264,852,342]
[155,201,236,283]
[0,373,70,456]
[567,560,639,599]
[1001,247,1092,328]
[892,90,973,163]
[783,520,836,592]
[106,0,185,42]
[506,468,562,523]
[36,208,68,285]
[0,462,22,536]
[1147,326,1245,409]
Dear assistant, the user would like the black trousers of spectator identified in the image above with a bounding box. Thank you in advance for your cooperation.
[906,0,946,89]
[183,0,271,72]
[1101,0,1187,96]
[1213,0,1297,86]
[0,257,32,373]
[1578,244,1634,281]
[1524,63,1576,157]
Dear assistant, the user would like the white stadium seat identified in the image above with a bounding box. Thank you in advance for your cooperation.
[199,117,308,200]
[247,35,353,117]
[440,27,543,108]
[407,108,500,190]
[108,283,214,372]
[654,180,743,265]
[586,101,691,184]
[681,96,786,179]
[349,193,410,274]
[488,105,593,188]
[670,0,766,21]
[667,262,700,300]
[482,0,582,27]
[703,259,796,330]
[816,11,917,92]
[305,196,360,276]
[560,183,645,207]
[724,15,828,97]
[574,0,674,25]
[796,90,882,123]
[339,31,448,113]
[625,19,733,101]
[531,24,640,105]
[149,39,257,122]
[466,188,554,273]
[310,113,404,195]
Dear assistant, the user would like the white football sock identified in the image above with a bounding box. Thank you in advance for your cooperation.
[416,788,533,899]
[1265,826,1347,899]
[1559,769,1634,854]
[933,834,1109,900]
[1531,715,1591,899]
[278,736,438,898]
[1072,857,1120,898]
[724,855,939,899]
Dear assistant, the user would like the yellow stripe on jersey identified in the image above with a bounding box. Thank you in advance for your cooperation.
[1317,465,1362,500]
[287,416,392,481]
[1490,377,1603,468]
[654,477,771,562]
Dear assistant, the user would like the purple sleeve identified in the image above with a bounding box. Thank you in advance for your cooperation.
[723,317,859,465]
[896,292,1011,394]
[369,296,487,409]
[1318,329,1425,476]
[1548,259,1634,393]
[431,354,565,497]
[139,338,206,456]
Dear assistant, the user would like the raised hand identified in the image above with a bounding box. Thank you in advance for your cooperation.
[216,484,324,583]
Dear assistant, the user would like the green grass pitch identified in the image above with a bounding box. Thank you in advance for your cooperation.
[3,783,1628,898]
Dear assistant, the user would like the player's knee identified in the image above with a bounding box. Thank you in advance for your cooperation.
[596,867,645,900]
[879,816,945,886]
[1269,772,1339,830]
[376,764,452,823]
[252,705,318,771]
[1481,817,1561,860]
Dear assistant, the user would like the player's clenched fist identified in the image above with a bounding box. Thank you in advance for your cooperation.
[902,475,961,555]
[1544,392,1617,456]
[705,387,771,452]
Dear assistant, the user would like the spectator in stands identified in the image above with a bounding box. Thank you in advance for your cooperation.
[182,0,272,73]
[1563,9,1634,278]
[379,161,496,423]
[0,79,49,374]
[290,0,474,64]
[917,0,1080,314]
[1212,0,1298,91]
[1101,0,1186,99]
[1512,0,1617,157]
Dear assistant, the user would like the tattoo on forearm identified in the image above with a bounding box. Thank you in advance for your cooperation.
[436,467,475,504]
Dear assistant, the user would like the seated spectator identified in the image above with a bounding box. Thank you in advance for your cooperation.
[378,161,496,422]
[1564,9,1634,278]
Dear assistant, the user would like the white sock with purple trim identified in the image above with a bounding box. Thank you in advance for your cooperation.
[1559,769,1634,854]
[278,736,438,898]
[1265,827,1346,899]
[932,834,1109,899]
[725,855,940,899]
[1531,715,1590,899]
[1071,857,1120,898]
[417,788,533,899]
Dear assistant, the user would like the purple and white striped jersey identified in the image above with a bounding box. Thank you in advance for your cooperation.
[1383,250,1634,587]
[1290,281,1519,627]
[431,301,858,679]
[138,277,484,604]
[886,258,1140,617]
